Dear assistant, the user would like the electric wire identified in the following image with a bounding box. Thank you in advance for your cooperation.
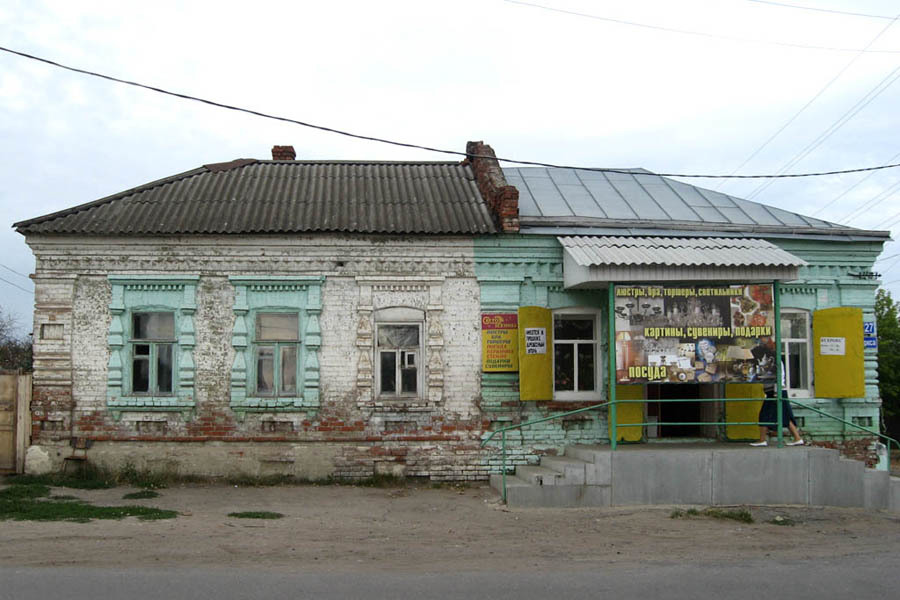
[842,179,900,225]
[812,150,900,217]
[503,0,900,53]
[3,45,900,181]
[744,63,900,199]
[716,13,899,190]
[0,276,33,294]
[742,0,895,20]
[876,251,900,263]
[0,263,31,281]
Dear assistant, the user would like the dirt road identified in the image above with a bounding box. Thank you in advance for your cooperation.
[2,482,899,573]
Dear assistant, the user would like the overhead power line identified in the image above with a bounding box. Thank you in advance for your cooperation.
[3,45,900,180]
[842,179,900,225]
[503,0,900,54]
[0,276,33,295]
[745,63,900,199]
[742,0,896,20]
[0,263,31,281]
[716,12,899,190]
[812,150,900,217]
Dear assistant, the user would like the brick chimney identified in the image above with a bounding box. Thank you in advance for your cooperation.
[466,141,519,233]
[271,145,296,161]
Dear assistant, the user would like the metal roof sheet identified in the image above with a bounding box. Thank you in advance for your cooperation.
[558,236,807,268]
[15,160,498,236]
[507,167,889,239]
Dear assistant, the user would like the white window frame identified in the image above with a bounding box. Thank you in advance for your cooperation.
[253,312,301,398]
[130,311,176,397]
[780,308,813,399]
[374,307,425,400]
[552,308,602,401]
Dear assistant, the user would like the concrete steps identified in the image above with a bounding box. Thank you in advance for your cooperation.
[490,443,900,511]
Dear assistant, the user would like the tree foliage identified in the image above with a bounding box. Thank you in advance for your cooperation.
[0,309,32,372]
[875,289,900,420]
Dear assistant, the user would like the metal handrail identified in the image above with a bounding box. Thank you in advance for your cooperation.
[480,396,898,503]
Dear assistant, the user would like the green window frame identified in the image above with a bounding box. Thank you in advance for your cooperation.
[107,276,198,421]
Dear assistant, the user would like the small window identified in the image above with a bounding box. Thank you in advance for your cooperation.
[131,312,175,395]
[377,323,421,398]
[553,310,600,400]
[255,313,299,397]
[781,310,812,398]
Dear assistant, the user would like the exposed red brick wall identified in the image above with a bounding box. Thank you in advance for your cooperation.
[465,141,519,233]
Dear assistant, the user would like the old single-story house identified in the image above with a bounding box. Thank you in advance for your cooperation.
[13,141,891,484]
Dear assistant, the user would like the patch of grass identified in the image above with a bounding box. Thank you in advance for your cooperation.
[768,515,796,526]
[49,495,81,501]
[5,466,117,490]
[227,511,284,519]
[0,478,176,522]
[670,507,753,523]
[224,474,298,487]
[122,490,160,500]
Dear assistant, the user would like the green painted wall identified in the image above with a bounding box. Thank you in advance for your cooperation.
[474,234,887,464]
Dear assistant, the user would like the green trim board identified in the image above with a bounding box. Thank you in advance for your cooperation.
[106,275,199,419]
[229,276,324,417]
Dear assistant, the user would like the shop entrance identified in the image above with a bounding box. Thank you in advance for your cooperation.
[646,383,719,439]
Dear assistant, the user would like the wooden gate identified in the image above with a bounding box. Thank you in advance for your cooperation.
[0,372,31,473]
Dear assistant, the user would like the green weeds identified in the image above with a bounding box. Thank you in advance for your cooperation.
[227,511,284,519]
[122,490,160,500]
[671,506,754,523]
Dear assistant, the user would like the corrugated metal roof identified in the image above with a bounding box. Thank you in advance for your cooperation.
[507,167,889,239]
[559,236,807,267]
[15,160,498,236]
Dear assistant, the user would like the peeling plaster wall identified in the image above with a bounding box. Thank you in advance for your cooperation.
[25,234,488,480]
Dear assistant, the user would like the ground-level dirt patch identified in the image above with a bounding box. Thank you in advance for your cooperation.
[1,482,898,573]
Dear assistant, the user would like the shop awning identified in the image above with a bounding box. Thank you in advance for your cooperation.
[559,236,806,289]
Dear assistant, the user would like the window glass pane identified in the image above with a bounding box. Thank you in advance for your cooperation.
[257,346,274,395]
[577,343,595,391]
[157,344,173,393]
[401,350,417,394]
[281,346,297,395]
[378,325,419,348]
[380,351,397,393]
[257,313,299,341]
[555,343,575,391]
[555,317,594,340]
[134,344,150,356]
[781,312,807,340]
[133,313,174,340]
[132,358,149,393]
[787,342,808,389]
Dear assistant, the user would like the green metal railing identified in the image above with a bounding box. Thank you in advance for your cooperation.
[480,396,899,503]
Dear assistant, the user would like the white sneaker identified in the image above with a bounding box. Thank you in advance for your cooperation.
[749,441,767,447]
[787,439,804,446]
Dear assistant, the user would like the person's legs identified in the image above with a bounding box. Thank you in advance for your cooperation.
[750,426,768,446]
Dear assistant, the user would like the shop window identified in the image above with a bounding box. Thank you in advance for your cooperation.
[781,309,812,398]
[254,313,300,397]
[553,309,600,400]
[131,312,175,395]
[375,307,424,400]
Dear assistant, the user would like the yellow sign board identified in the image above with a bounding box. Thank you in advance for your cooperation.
[725,383,765,441]
[518,306,553,401]
[481,313,518,372]
[813,307,864,398]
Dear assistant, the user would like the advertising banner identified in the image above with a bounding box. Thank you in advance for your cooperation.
[481,313,518,372]
[614,284,776,384]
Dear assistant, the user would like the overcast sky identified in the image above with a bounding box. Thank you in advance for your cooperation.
[2,0,900,335]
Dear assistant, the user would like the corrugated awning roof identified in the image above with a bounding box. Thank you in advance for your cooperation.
[559,236,807,268]
[559,236,806,289]
[15,160,498,236]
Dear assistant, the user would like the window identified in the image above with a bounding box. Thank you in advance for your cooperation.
[254,313,299,397]
[553,310,600,400]
[377,323,421,397]
[781,309,812,398]
[131,312,175,395]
